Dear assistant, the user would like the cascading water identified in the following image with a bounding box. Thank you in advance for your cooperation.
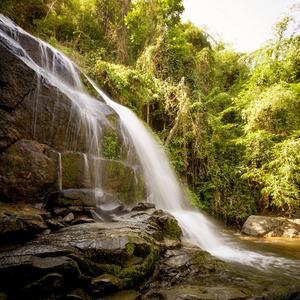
[92,85,221,246]
[92,85,300,279]
[0,14,105,157]
[1,13,299,280]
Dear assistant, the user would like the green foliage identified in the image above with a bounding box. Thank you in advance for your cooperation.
[0,0,49,32]
[155,0,184,27]
[137,29,197,90]
[234,13,300,216]
[102,129,119,160]
[243,83,300,136]
[182,21,212,52]
[125,0,158,63]
[262,136,300,209]
[89,60,155,117]
[213,48,249,93]
[0,0,14,20]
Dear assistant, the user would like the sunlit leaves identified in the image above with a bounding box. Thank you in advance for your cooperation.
[243,83,300,136]
[235,13,300,215]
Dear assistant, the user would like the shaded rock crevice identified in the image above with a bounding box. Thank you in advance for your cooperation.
[0,104,14,113]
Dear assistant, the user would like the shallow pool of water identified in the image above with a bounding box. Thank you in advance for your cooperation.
[216,229,300,283]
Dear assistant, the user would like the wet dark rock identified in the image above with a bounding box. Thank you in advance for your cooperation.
[253,281,300,300]
[151,240,224,288]
[71,216,96,225]
[144,284,252,300]
[242,215,300,237]
[0,208,299,300]
[90,274,124,296]
[101,160,146,204]
[0,16,145,208]
[0,249,81,298]
[89,210,104,222]
[152,210,182,240]
[22,273,63,299]
[63,212,75,223]
[65,288,93,300]
[53,207,69,216]
[59,189,96,207]
[0,209,186,299]
[132,202,156,211]
[83,206,96,213]
[0,202,47,243]
[101,290,141,300]
[97,201,125,221]
[0,19,113,154]
[0,139,58,203]
[112,208,181,241]
[69,206,84,213]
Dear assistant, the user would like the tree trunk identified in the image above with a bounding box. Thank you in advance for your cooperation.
[165,77,187,147]
[165,110,182,147]
[117,0,131,64]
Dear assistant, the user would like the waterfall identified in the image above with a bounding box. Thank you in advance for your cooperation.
[1,14,299,277]
[91,86,184,211]
[91,84,224,251]
[90,84,300,278]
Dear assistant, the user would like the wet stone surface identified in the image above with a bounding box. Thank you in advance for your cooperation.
[0,204,300,299]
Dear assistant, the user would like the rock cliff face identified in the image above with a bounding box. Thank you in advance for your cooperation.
[0,14,145,206]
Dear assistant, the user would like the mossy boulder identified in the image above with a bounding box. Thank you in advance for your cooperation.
[158,240,224,286]
[152,209,182,240]
[21,273,63,299]
[0,221,154,298]
[112,205,182,241]
[0,208,184,299]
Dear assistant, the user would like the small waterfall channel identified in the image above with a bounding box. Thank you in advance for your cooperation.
[1,13,299,282]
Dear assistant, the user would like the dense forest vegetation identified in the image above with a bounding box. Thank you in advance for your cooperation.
[1,0,299,226]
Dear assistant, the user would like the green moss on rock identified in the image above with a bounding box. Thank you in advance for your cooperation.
[152,210,182,240]
[103,160,146,204]
[61,152,80,188]
[125,243,136,256]
[119,243,160,287]
[162,218,182,240]
[101,129,120,160]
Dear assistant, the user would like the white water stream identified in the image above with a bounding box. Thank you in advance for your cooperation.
[94,87,300,279]
[1,13,299,280]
